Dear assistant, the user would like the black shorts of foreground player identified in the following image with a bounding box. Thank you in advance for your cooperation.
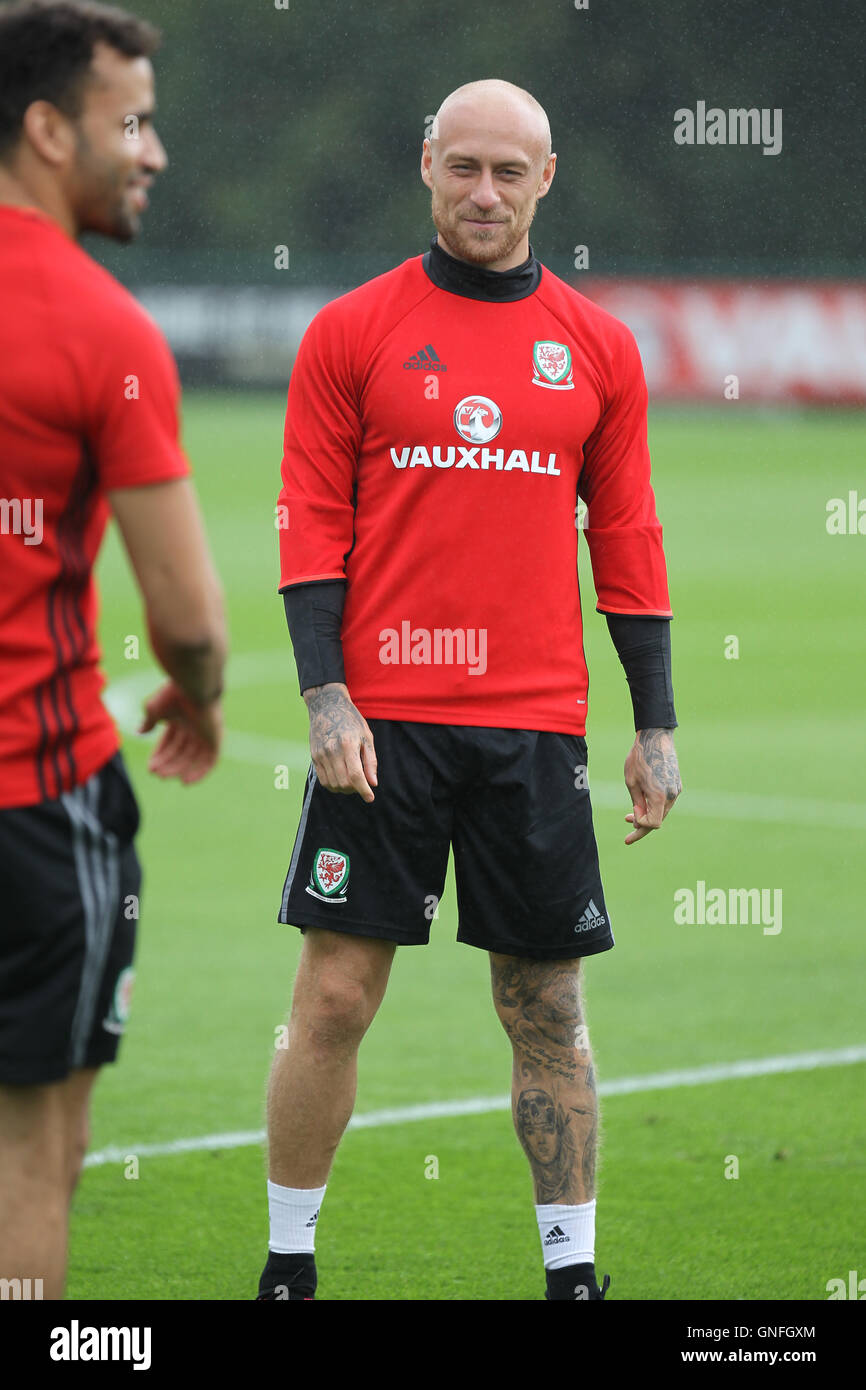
[280,721,613,959]
[0,755,141,1088]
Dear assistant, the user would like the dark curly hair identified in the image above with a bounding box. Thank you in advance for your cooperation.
[0,0,161,157]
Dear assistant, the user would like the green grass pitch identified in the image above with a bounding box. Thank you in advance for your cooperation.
[67,394,865,1301]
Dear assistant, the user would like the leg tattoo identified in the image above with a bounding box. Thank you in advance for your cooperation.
[492,956,598,1205]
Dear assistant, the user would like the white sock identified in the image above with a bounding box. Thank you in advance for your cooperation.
[535,1200,596,1270]
[267,1180,327,1254]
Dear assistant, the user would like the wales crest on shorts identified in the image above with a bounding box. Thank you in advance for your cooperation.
[102,966,135,1035]
[307,848,351,903]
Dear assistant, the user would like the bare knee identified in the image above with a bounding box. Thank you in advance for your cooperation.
[290,934,394,1056]
[0,1083,67,1179]
[298,973,372,1051]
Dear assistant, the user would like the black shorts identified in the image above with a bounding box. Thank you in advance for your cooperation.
[0,752,141,1086]
[278,720,614,960]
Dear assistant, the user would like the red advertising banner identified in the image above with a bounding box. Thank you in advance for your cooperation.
[577,280,866,403]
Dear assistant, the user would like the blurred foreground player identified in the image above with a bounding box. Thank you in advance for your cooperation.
[261,79,681,1301]
[0,1,226,1298]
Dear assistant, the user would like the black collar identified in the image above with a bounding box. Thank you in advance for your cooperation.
[422,235,541,302]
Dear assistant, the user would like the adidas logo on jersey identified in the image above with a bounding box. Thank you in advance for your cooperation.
[575,899,606,932]
[403,343,447,371]
[543,1225,570,1246]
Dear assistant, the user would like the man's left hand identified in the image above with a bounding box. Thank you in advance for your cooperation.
[623,727,682,845]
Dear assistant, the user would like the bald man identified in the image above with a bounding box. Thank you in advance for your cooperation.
[261,78,681,1302]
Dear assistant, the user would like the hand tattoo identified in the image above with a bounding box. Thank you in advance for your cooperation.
[305,686,368,760]
[636,727,682,802]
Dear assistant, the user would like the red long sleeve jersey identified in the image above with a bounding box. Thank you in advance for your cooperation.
[277,249,672,735]
[0,206,189,808]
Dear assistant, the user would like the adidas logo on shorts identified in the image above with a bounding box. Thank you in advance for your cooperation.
[574,899,606,933]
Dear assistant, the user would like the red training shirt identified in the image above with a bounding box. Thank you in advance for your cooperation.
[277,243,673,735]
[0,206,189,808]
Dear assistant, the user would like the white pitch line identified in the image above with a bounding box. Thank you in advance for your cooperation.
[83,1044,866,1169]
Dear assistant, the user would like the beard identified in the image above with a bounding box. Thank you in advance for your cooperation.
[72,128,141,242]
[430,184,538,267]
[82,196,138,242]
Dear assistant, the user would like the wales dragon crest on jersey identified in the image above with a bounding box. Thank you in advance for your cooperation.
[532,340,574,390]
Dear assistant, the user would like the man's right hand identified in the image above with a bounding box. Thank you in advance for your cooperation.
[139,681,223,784]
[303,682,378,803]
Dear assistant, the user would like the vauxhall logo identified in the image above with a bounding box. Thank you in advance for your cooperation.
[390,394,561,476]
[454,395,501,443]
